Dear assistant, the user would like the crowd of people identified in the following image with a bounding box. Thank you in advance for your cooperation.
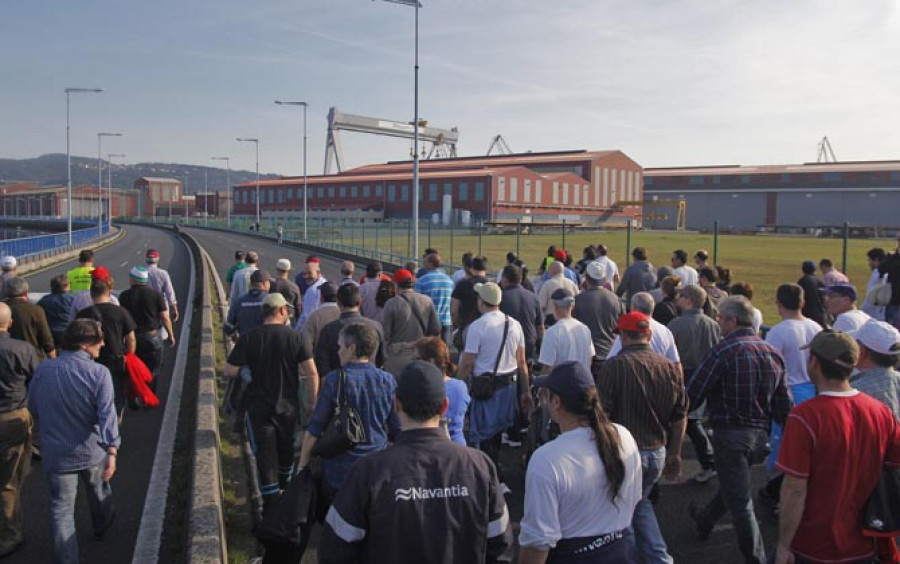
[223,234,900,564]
[0,248,177,563]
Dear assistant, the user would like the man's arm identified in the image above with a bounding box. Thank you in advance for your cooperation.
[516,346,533,414]
[519,547,549,564]
[774,475,807,564]
[665,416,686,480]
[36,311,56,358]
[124,330,136,355]
[223,363,240,379]
[301,358,319,417]
[457,352,475,381]
[161,311,175,346]
[451,298,461,329]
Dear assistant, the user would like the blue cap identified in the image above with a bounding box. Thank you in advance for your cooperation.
[396,360,446,406]
[532,361,595,404]
[821,283,857,302]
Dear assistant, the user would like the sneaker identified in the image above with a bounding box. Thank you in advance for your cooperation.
[693,468,718,483]
[501,433,522,448]
[499,482,512,496]
[688,501,713,541]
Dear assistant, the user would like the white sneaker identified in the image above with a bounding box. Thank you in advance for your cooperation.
[499,482,512,495]
[693,468,718,483]
[501,432,522,448]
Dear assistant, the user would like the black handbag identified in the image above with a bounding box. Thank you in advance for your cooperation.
[863,466,900,537]
[254,467,317,548]
[311,368,367,458]
[470,316,509,401]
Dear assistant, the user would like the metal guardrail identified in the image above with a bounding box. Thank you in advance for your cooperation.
[0,222,111,260]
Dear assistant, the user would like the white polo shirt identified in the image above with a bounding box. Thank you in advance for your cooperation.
[538,317,595,369]
[464,309,524,375]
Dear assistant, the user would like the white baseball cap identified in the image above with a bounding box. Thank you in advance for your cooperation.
[585,261,607,283]
[853,319,900,356]
[276,258,292,271]
[0,256,17,270]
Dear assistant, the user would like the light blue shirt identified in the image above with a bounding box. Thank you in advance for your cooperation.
[29,350,120,473]
[415,269,454,327]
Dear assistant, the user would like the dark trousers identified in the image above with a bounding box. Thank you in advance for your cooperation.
[686,418,715,470]
[245,402,298,507]
[0,409,30,553]
[695,428,767,564]
[135,332,163,390]
[478,433,505,482]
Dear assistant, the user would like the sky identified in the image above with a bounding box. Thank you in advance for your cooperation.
[2,0,899,179]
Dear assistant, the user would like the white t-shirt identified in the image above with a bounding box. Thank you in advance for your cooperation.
[751,307,764,334]
[607,318,681,362]
[673,265,699,287]
[538,317,595,369]
[464,310,525,375]
[833,308,871,335]
[765,317,822,387]
[452,269,467,285]
[595,256,619,283]
[519,425,642,550]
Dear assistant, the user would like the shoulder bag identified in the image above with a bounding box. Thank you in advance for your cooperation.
[470,315,509,401]
[311,368,367,458]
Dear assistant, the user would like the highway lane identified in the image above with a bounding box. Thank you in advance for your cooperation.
[13,224,191,563]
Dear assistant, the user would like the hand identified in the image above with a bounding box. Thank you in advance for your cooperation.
[663,454,682,481]
[774,547,795,564]
[306,402,315,419]
[172,308,180,323]
[166,334,176,347]
[520,392,534,415]
[103,454,117,482]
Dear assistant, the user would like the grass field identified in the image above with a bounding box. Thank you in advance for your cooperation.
[337,227,895,324]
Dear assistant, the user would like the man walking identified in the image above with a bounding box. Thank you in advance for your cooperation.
[0,257,17,301]
[457,283,532,493]
[617,247,657,302]
[573,261,623,378]
[823,284,870,334]
[296,258,327,331]
[37,275,74,349]
[224,270,270,340]
[224,250,247,299]
[0,303,39,557]
[415,253,455,344]
[66,250,95,292]
[314,284,385,377]
[359,262,385,319]
[797,260,829,328]
[597,311,687,564]
[774,331,900,564]
[850,318,900,418]
[230,250,260,303]
[498,264,543,365]
[608,293,681,363]
[671,249,698,287]
[537,261,578,325]
[119,266,175,385]
[382,269,440,376]
[145,249,178,323]
[880,234,900,329]
[319,360,514,563]
[225,293,317,507]
[5,277,56,360]
[29,319,120,563]
[669,284,721,483]
[272,259,301,325]
[537,288,594,370]
[687,296,792,564]
[300,281,339,354]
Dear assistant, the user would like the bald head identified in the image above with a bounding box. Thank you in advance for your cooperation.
[0,303,11,331]
[548,261,564,277]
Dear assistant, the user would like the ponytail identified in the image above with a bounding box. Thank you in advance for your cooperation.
[585,390,625,505]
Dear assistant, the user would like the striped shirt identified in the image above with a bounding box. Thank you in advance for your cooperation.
[852,365,900,419]
[414,269,454,327]
[147,264,177,309]
[28,350,120,473]
[688,327,792,430]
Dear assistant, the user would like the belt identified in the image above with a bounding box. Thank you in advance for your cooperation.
[137,329,158,336]
[0,407,30,422]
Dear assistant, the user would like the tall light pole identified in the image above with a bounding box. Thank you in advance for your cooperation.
[108,153,126,223]
[211,156,231,226]
[274,100,309,240]
[379,0,422,263]
[183,172,190,220]
[236,138,260,225]
[97,132,122,233]
[66,87,103,246]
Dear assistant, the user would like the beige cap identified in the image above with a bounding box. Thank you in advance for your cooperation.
[276,258,292,271]
[474,282,502,306]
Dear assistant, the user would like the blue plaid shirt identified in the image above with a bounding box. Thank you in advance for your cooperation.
[28,350,121,473]
[415,269,454,327]
[688,327,792,431]
[307,362,400,490]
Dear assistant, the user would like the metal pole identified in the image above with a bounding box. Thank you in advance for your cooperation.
[226,160,231,227]
[842,221,849,273]
[303,104,308,240]
[713,220,719,265]
[255,142,260,226]
[390,219,394,256]
[97,134,102,232]
[66,91,71,245]
[450,218,454,268]
[412,1,420,267]
[478,220,483,257]
[516,218,521,257]
[562,218,567,250]
[626,219,633,267]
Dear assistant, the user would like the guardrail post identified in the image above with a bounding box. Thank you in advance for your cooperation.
[713,219,719,265]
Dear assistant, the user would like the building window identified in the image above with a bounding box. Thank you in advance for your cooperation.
[363,185,371,197]
[510,178,518,201]
[328,187,335,198]
[891,172,900,182]
[269,189,275,203]
[251,191,256,203]
[535,180,542,203]
[459,183,468,201]
[563,184,569,205]
[475,182,484,201]
[317,187,324,198]
[429,183,438,202]
[553,183,559,205]
[524,179,531,202]
[402,184,409,202]
[340,186,347,197]
[443,183,452,197]
[645,177,654,186]
[351,186,358,197]
[375,185,383,197]
[388,184,396,202]
[781,173,792,183]
[690,175,703,185]
[498,177,506,201]
[824,172,842,182]
[278,190,284,203]
[741,175,751,184]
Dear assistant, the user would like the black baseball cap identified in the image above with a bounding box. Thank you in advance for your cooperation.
[532,361,595,404]
[396,361,446,406]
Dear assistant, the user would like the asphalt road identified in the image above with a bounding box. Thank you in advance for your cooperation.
[12,224,191,563]
[185,226,779,563]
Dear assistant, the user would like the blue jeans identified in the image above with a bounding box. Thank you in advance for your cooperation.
[626,447,673,564]
[46,462,114,564]
[696,428,766,564]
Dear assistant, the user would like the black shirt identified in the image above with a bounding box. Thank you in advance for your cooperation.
[314,312,385,377]
[452,274,487,329]
[573,287,623,359]
[227,323,312,412]
[77,303,136,360]
[797,274,829,327]
[119,285,168,334]
[273,278,302,324]
[499,284,543,361]
[0,332,40,413]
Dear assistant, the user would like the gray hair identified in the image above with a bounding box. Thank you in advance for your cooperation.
[630,292,655,315]
[4,277,28,299]
[719,295,755,327]
[0,302,10,328]
[680,284,707,309]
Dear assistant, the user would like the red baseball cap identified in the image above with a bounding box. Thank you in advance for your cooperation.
[554,249,567,261]
[616,311,652,334]
[393,269,414,284]
[90,266,112,282]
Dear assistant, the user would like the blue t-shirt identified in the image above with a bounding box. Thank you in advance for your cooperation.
[444,377,471,446]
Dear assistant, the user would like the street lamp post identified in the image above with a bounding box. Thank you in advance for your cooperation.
[379,0,422,263]
[66,87,103,246]
[183,172,190,221]
[274,100,309,240]
[211,156,231,227]
[236,138,260,226]
[97,132,122,233]
[107,153,126,223]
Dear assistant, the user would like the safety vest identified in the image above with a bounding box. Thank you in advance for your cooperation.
[67,266,94,291]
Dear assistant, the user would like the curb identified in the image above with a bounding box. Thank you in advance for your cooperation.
[18,227,124,276]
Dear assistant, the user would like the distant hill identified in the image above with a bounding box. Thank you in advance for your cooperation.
[0,154,279,192]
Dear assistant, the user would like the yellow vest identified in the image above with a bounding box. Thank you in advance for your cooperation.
[67,266,94,291]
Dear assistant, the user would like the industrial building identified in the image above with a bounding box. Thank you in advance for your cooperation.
[233,150,643,226]
[0,182,139,218]
[132,177,229,218]
[643,160,900,232]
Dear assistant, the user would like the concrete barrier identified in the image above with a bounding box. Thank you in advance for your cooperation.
[17,227,124,277]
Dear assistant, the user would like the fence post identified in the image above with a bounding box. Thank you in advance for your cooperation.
[389,219,394,257]
[478,220,483,257]
[375,221,379,254]
[562,219,567,249]
[450,219,454,268]
[841,221,849,273]
[625,219,632,267]
[427,219,432,250]
[516,218,521,257]
[713,220,719,265]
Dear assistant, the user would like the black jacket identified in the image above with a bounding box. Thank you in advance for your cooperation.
[314,311,385,376]
[319,428,514,564]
